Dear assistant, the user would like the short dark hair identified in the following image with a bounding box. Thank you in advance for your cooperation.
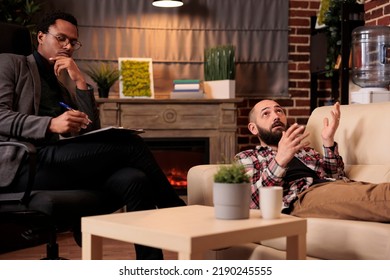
[36,11,78,34]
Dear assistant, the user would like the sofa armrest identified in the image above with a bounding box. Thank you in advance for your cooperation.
[187,164,228,206]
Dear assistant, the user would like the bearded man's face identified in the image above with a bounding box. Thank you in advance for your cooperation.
[257,121,289,146]
[248,100,289,146]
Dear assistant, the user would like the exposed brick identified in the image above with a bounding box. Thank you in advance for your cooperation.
[289,81,297,88]
[365,0,388,10]
[296,28,311,36]
[288,108,311,116]
[371,7,384,19]
[289,36,310,44]
[237,117,249,126]
[289,18,310,27]
[286,116,296,123]
[385,4,390,14]
[289,54,310,62]
[378,16,390,25]
[247,98,263,107]
[290,1,310,9]
[295,99,311,107]
[238,108,251,117]
[289,90,310,98]
[298,63,310,71]
[289,63,298,71]
[296,118,310,125]
[250,136,259,144]
[297,45,311,53]
[290,72,310,80]
[290,10,317,18]
[289,45,297,53]
[237,136,250,144]
[309,1,320,10]
[275,99,294,107]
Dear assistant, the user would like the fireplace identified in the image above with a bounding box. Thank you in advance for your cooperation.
[144,137,209,195]
[97,98,241,196]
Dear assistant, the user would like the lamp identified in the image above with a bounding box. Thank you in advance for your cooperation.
[152,0,183,8]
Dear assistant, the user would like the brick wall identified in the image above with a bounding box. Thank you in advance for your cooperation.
[237,0,390,152]
[237,0,322,151]
[365,0,390,25]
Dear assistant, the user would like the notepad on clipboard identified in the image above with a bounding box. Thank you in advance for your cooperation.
[59,126,144,142]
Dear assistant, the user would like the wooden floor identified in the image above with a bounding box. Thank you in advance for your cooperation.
[0,231,178,260]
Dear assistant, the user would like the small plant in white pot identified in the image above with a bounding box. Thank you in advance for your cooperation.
[204,44,236,99]
[213,163,251,220]
[84,62,120,98]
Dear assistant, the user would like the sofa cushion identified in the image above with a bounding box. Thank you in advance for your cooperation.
[261,218,390,259]
[345,165,390,184]
[306,102,390,169]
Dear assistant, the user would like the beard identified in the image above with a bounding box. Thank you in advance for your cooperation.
[257,121,289,146]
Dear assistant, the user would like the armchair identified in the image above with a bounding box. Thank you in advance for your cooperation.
[0,22,115,259]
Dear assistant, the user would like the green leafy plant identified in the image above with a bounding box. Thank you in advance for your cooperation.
[214,163,250,184]
[0,0,42,27]
[322,0,357,77]
[204,45,235,81]
[0,0,43,45]
[84,62,120,91]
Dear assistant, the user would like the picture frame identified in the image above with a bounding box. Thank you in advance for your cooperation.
[118,57,154,98]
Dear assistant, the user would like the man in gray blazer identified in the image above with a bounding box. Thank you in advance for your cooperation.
[0,11,185,259]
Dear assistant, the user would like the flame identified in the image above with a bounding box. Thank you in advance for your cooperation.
[165,168,187,188]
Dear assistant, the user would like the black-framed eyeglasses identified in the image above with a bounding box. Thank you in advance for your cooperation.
[46,32,82,50]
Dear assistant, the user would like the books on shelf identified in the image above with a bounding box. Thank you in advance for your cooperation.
[173,79,200,84]
[174,84,200,90]
[171,79,204,99]
[171,80,204,99]
[173,79,200,91]
[170,90,204,99]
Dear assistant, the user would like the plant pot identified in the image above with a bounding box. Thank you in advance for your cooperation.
[204,80,236,99]
[98,88,110,98]
[213,182,251,220]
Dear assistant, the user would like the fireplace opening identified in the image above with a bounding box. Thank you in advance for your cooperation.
[144,137,209,195]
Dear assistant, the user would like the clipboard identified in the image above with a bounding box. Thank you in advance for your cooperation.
[59,126,144,142]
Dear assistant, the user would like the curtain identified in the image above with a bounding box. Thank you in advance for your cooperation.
[44,0,288,97]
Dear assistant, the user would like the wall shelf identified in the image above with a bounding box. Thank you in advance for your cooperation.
[310,3,364,112]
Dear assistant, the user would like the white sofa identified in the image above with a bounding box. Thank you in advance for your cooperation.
[187,102,390,260]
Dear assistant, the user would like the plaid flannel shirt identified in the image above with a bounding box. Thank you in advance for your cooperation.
[235,144,346,209]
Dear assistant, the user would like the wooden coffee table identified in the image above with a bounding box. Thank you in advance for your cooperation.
[81,205,306,260]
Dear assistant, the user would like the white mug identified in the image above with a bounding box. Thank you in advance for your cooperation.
[259,187,283,219]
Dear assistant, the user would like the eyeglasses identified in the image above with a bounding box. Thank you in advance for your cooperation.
[46,32,82,50]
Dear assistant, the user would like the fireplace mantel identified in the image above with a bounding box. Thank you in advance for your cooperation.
[97,98,243,163]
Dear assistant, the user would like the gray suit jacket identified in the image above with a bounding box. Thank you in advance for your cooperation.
[0,53,100,187]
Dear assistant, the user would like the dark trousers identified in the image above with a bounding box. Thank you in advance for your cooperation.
[12,133,185,259]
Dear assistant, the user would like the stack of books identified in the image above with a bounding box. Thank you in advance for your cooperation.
[170,79,204,99]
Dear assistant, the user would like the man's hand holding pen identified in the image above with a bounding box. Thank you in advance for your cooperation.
[48,102,92,134]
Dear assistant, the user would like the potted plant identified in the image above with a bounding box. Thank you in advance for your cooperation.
[84,62,120,98]
[321,0,359,77]
[203,44,236,99]
[213,163,251,220]
[0,0,43,46]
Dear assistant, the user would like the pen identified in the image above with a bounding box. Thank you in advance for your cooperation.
[59,102,92,124]
[59,102,76,112]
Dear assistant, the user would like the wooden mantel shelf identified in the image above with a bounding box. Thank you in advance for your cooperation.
[96,98,243,104]
[96,98,243,163]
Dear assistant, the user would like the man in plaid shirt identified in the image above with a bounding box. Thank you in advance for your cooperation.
[235,99,390,221]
